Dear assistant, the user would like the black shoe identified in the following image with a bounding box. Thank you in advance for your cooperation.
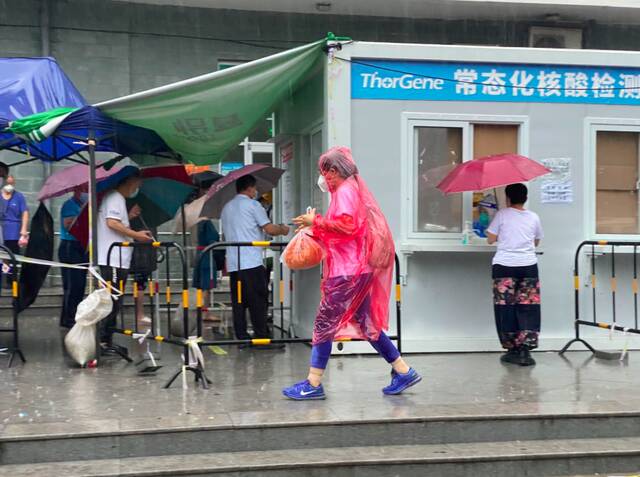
[100,345,120,356]
[517,347,536,366]
[100,343,129,357]
[500,348,521,365]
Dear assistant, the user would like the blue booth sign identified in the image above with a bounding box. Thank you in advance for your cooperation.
[220,162,244,175]
[351,59,640,105]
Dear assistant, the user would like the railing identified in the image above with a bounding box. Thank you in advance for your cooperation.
[0,245,23,367]
[193,241,403,353]
[560,240,640,355]
[102,240,405,389]
[106,241,210,388]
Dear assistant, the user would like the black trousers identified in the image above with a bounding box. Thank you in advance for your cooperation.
[3,240,19,254]
[492,264,541,350]
[230,265,269,340]
[59,240,88,328]
[99,265,129,344]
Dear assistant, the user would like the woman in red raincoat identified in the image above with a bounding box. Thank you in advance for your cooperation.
[282,147,421,400]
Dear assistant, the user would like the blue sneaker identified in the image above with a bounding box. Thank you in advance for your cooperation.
[383,368,422,395]
[282,380,326,400]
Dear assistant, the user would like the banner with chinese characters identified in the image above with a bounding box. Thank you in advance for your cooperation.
[351,59,640,105]
[99,40,324,165]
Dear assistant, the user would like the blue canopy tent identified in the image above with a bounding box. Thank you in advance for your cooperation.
[0,57,190,366]
[0,57,85,121]
[0,105,177,165]
[0,57,181,274]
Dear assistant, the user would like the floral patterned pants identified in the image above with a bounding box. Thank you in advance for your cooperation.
[492,264,541,350]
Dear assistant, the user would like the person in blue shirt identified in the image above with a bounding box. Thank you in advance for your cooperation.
[1,176,29,254]
[0,162,9,245]
[58,187,88,328]
[220,175,289,341]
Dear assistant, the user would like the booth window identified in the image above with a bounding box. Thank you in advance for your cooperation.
[472,124,518,221]
[415,126,463,233]
[596,131,640,235]
[412,121,520,238]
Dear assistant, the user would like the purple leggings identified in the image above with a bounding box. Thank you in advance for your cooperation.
[311,275,400,369]
[310,332,400,369]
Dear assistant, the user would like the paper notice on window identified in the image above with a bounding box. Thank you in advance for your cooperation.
[540,158,573,204]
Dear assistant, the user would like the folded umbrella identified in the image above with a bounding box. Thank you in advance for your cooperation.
[17,203,54,313]
[436,153,550,194]
[181,164,285,221]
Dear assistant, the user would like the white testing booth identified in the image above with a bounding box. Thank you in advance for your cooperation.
[273,41,640,353]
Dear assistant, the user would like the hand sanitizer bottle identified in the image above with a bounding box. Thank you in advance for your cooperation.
[461,221,472,245]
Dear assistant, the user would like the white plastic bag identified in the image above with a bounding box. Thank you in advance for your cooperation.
[64,269,118,366]
[170,303,197,337]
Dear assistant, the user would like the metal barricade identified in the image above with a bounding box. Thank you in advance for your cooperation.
[194,241,403,352]
[106,241,211,389]
[0,245,23,367]
[560,240,640,354]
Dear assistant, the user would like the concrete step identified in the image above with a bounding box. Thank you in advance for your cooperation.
[3,438,640,476]
[2,411,640,466]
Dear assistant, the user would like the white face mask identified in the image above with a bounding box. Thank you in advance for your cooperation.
[3,184,14,194]
[129,187,139,199]
[317,175,328,193]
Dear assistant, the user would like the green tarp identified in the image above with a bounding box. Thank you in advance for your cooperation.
[97,40,325,165]
[8,107,76,141]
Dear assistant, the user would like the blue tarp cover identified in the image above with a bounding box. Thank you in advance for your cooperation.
[0,57,86,121]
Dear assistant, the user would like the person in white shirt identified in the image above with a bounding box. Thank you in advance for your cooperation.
[97,168,152,347]
[486,183,543,367]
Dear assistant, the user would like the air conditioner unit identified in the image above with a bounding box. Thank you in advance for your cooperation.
[529,26,583,49]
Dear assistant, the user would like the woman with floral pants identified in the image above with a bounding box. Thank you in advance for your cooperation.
[487,183,543,367]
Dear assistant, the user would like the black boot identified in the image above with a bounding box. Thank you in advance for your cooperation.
[517,347,536,366]
[500,347,521,365]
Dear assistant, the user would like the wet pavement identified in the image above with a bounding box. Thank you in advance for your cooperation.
[1,315,640,436]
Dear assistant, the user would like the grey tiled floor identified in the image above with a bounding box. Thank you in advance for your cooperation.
[1,315,640,438]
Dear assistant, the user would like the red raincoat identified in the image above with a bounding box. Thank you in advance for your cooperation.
[311,149,394,344]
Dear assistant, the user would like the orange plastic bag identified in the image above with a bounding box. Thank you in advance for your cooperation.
[281,228,324,270]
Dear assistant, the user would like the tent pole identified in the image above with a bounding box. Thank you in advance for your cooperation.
[181,203,188,270]
[88,133,98,291]
[40,0,52,213]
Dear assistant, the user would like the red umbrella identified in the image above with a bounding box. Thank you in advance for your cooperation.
[140,164,193,185]
[436,153,550,194]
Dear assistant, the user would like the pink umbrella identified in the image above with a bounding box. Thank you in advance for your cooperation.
[181,163,284,222]
[37,163,122,201]
[436,153,551,194]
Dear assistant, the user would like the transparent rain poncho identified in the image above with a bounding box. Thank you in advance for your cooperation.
[310,147,395,345]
